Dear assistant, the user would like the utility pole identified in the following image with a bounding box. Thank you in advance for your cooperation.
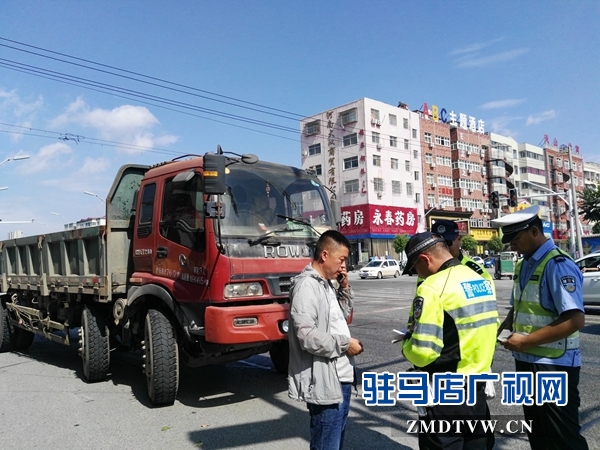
[567,146,583,257]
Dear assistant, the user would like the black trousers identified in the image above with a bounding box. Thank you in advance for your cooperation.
[515,360,588,450]
[418,385,494,450]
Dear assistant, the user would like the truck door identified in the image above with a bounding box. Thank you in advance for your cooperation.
[154,175,209,301]
[132,182,157,274]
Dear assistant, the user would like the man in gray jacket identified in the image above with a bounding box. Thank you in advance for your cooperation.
[288,230,363,450]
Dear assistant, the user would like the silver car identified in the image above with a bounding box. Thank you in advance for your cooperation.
[359,260,400,279]
[575,253,600,306]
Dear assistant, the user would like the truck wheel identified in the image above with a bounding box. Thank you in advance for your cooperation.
[79,306,110,382]
[13,328,34,350]
[269,340,289,374]
[0,304,12,352]
[144,309,179,406]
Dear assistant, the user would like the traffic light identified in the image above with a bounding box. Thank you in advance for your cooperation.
[490,191,500,209]
[509,189,518,207]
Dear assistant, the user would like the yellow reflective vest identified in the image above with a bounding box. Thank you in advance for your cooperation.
[512,248,580,358]
[403,261,498,374]
[416,253,494,291]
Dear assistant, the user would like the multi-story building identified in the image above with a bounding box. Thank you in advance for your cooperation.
[300,98,423,264]
[584,161,600,188]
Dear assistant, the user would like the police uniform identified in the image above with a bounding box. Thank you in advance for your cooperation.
[492,206,588,450]
[401,233,498,449]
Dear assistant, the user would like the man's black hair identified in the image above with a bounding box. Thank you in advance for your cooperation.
[314,230,350,261]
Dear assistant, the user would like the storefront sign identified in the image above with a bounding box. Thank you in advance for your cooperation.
[340,204,418,236]
[422,102,485,134]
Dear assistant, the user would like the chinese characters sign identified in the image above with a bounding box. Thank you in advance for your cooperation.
[340,204,418,236]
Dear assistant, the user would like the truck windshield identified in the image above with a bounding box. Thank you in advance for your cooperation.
[220,162,333,239]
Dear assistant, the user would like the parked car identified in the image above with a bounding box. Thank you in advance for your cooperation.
[483,257,495,268]
[359,259,401,279]
[575,253,600,306]
[472,256,485,265]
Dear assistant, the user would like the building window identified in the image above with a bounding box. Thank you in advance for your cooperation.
[425,153,433,163]
[340,108,357,125]
[374,178,384,192]
[406,182,413,195]
[403,118,408,129]
[344,156,358,169]
[390,136,397,147]
[413,149,418,159]
[412,128,417,139]
[392,180,401,195]
[308,143,321,156]
[371,108,380,121]
[343,133,357,147]
[372,132,380,144]
[304,120,320,136]
[391,158,398,170]
[373,155,381,167]
[389,114,397,126]
[404,138,409,150]
[405,160,410,171]
[313,164,322,175]
[424,132,432,143]
[344,179,359,193]
[414,171,420,181]
[415,192,421,203]
[426,173,433,184]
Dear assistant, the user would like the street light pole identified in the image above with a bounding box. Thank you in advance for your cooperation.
[567,146,583,257]
[83,191,106,203]
[0,155,30,167]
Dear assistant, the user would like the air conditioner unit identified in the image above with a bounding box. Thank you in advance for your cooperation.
[302,150,308,157]
[468,169,472,174]
[428,143,434,149]
[469,189,473,193]
[430,162,436,168]
[376,144,382,150]
[431,183,437,188]
[376,191,383,198]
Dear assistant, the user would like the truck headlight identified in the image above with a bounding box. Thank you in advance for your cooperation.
[224,282,263,298]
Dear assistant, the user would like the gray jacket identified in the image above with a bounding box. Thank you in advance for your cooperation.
[287,264,355,405]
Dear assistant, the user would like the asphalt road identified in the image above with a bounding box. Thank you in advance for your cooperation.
[1,269,599,450]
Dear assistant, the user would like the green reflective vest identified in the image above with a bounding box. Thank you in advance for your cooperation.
[512,248,579,358]
[403,264,498,374]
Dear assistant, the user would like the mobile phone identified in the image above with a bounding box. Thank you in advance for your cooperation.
[497,329,512,343]
[337,273,345,283]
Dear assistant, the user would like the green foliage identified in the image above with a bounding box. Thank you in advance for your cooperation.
[578,186,600,223]
[593,222,600,234]
[460,235,478,253]
[392,234,410,254]
[487,236,504,254]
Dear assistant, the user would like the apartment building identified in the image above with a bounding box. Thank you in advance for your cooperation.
[300,98,423,262]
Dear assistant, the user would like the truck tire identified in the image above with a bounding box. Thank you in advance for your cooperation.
[144,309,179,406]
[13,328,34,351]
[79,306,110,382]
[269,340,289,374]
[0,304,12,353]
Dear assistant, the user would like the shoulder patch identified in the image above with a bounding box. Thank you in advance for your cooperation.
[560,275,577,293]
[465,260,484,274]
[412,297,424,321]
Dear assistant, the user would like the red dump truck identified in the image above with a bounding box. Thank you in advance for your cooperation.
[0,148,340,405]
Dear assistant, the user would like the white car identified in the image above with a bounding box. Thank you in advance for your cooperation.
[575,253,600,306]
[359,260,400,279]
[472,256,485,265]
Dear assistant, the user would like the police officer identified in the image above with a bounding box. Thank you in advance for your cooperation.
[401,232,498,449]
[493,205,588,450]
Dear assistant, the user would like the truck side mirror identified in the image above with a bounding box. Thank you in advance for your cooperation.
[203,153,226,195]
[330,198,342,225]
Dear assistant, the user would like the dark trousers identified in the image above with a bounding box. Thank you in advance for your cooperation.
[418,385,494,450]
[515,360,588,450]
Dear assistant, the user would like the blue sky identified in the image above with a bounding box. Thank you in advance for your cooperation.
[1,1,598,236]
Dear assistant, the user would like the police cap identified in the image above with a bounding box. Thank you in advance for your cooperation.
[402,232,446,275]
[491,205,542,244]
[431,219,460,242]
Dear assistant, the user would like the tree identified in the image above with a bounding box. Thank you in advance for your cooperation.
[393,234,410,255]
[578,186,600,223]
[593,222,600,234]
[487,236,504,254]
[461,235,478,254]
